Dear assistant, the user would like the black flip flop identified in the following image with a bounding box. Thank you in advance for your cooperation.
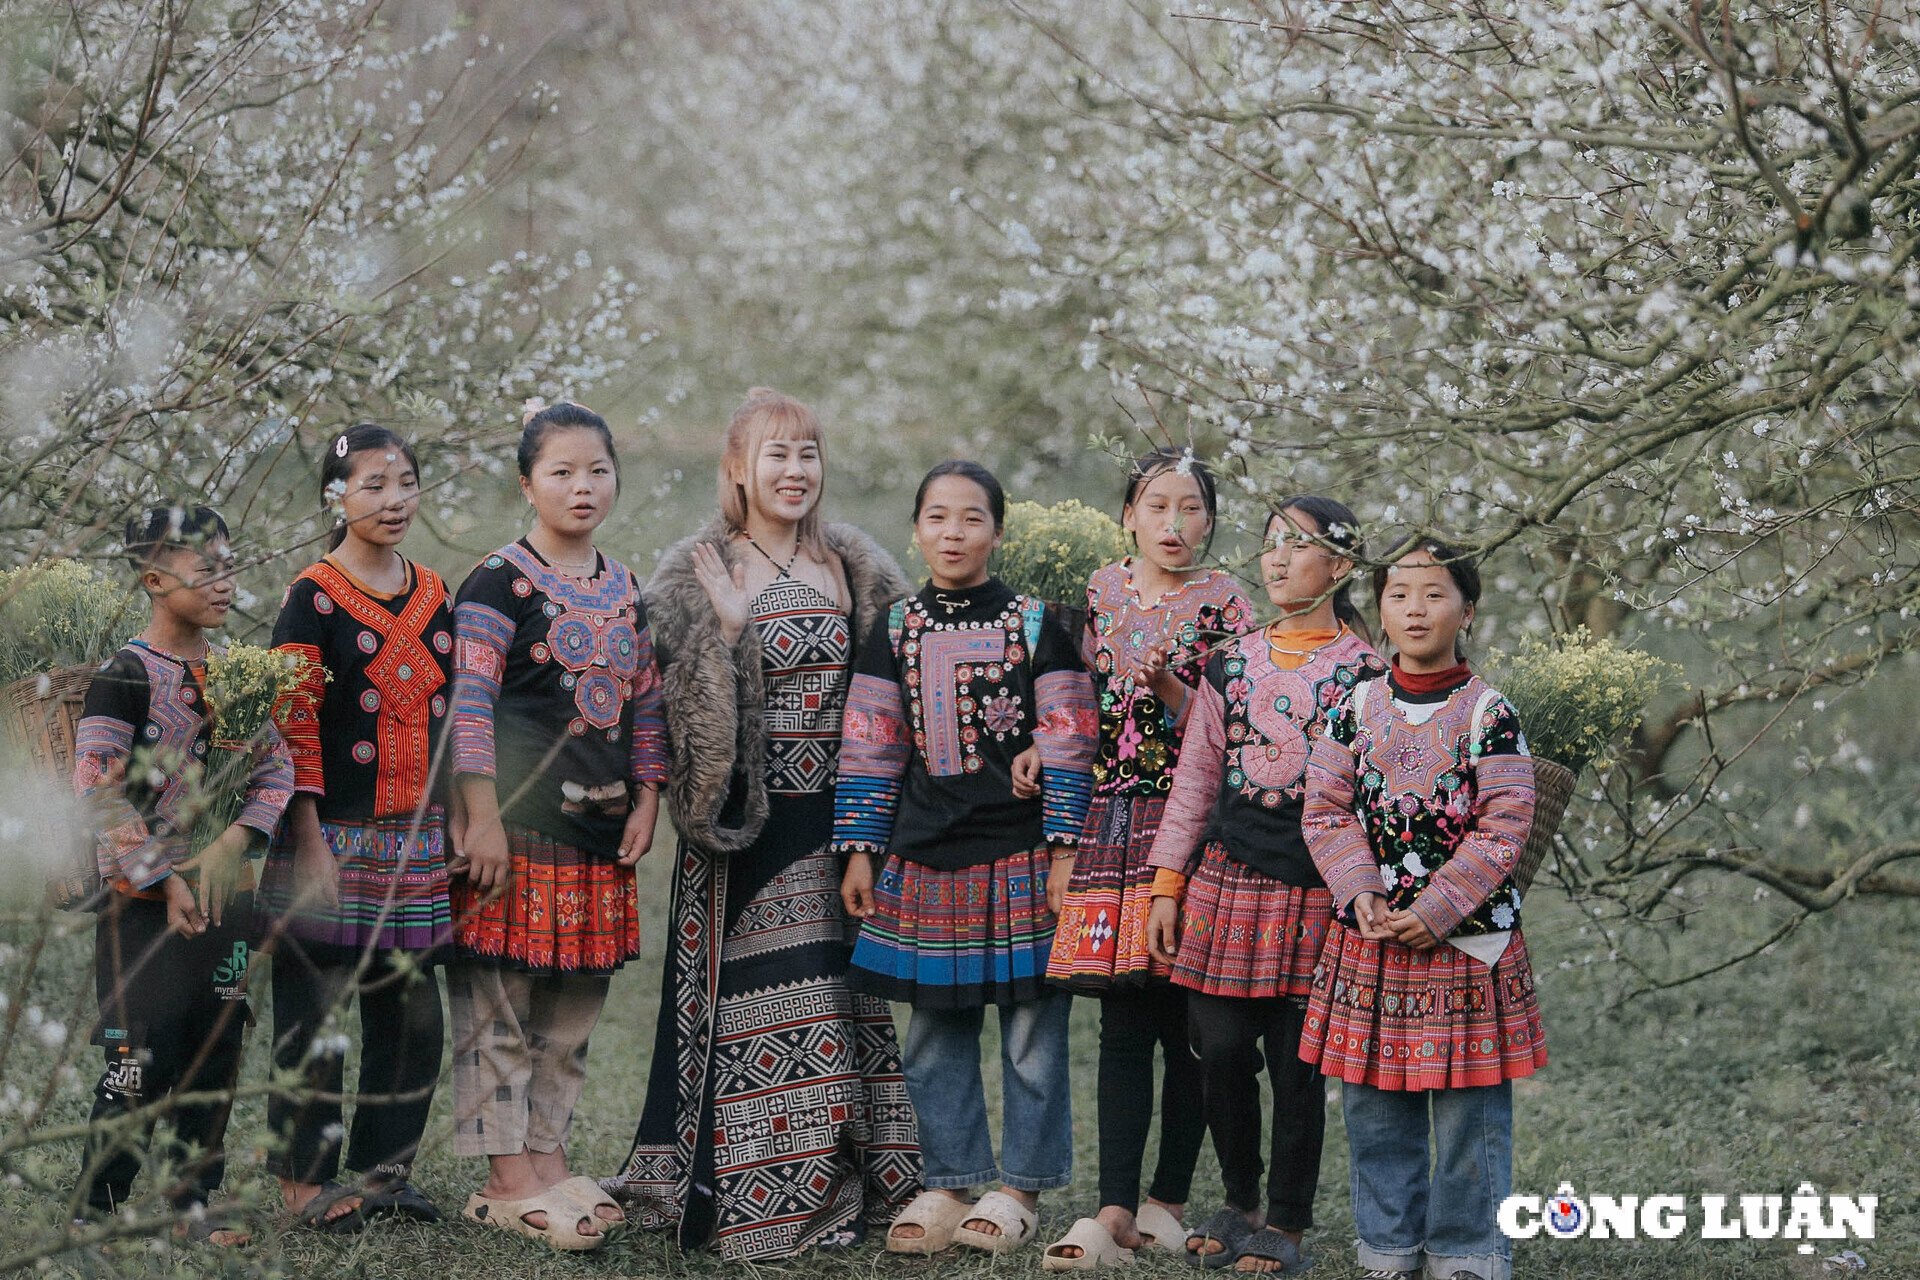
[358,1178,443,1224]
[1232,1227,1313,1274]
[298,1180,368,1234]
[1186,1207,1256,1269]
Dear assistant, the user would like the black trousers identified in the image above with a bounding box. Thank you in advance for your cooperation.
[79,892,253,1214]
[1186,991,1325,1231]
[267,940,443,1184]
[1096,982,1207,1213]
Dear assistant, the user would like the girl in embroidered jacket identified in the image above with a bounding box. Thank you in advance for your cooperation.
[1300,538,1543,1280]
[1142,497,1385,1275]
[1041,448,1253,1269]
[262,424,455,1228]
[609,389,921,1259]
[834,461,1097,1258]
[446,401,667,1251]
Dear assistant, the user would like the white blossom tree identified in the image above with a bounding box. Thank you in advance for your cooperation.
[1011,0,1920,987]
[0,0,641,590]
[492,0,1178,501]
[0,1,638,1264]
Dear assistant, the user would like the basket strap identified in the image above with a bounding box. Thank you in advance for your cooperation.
[1467,686,1503,760]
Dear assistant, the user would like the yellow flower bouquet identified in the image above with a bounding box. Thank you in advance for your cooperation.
[186,642,319,847]
[1492,627,1673,891]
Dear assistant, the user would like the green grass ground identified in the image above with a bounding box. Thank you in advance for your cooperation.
[0,845,1910,1278]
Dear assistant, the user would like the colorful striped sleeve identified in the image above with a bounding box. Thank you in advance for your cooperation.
[1303,681,1382,914]
[1032,604,1097,846]
[73,653,166,889]
[832,671,910,855]
[237,721,297,839]
[627,594,668,787]
[451,595,514,779]
[1408,693,1536,940]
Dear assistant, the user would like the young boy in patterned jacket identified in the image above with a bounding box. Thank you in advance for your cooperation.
[71,505,293,1245]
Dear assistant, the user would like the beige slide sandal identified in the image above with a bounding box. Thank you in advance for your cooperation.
[953,1188,1039,1255]
[1135,1202,1186,1252]
[885,1188,975,1254]
[1043,1216,1136,1270]
[461,1189,606,1252]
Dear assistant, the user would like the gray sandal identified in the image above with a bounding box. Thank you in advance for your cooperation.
[1186,1208,1255,1269]
[297,1180,367,1234]
[1232,1227,1312,1273]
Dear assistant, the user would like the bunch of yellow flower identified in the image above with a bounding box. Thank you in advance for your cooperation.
[189,643,321,845]
[0,559,142,686]
[994,499,1127,605]
[205,641,316,749]
[1493,627,1674,774]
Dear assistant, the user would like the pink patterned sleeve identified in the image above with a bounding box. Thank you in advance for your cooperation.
[831,671,911,854]
[627,614,668,787]
[236,722,296,838]
[451,599,513,778]
[1303,689,1382,913]
[74,713,162,889]
[1407,697,1535,939]
[1145,675,1225,876]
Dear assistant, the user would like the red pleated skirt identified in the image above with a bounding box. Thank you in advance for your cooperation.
[1168,842,1332,999]
[1046,792,1167,991]
[1300,921,1548,1090]
[451,823,640,975]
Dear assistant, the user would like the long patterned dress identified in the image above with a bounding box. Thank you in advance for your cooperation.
[618,576,920,1259]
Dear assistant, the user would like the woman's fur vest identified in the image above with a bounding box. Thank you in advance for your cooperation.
[642,518,911,854]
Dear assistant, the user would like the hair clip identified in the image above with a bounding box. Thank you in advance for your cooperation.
[521,396,549,426]
[334,435,351,457]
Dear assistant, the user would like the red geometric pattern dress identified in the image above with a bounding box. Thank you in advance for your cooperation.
[1145,625,1386,998]
[449,539,667,973]
[1299,664,1547,1089]
[1047,560,1251,991]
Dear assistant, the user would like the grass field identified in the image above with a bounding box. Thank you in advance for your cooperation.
[0,840,1910,1279]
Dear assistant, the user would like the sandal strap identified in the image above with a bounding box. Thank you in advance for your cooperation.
[891,1189,969,1230]
[1191,1207,1254,1244]
[1236,1227,1308,1268]
[966,1189,1036,1232]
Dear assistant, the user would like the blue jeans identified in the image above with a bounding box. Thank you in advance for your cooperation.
[1342,1081,1513,1280]
[902,989,1073,1192]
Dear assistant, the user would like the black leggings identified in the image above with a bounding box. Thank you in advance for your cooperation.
[1095,982,1207,1213]
[1186,991,1325,1231]
[267,942,444,1185]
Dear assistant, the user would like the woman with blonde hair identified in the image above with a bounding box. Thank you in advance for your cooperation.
[606,388,923,1259]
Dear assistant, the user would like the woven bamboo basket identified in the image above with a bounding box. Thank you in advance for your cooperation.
[2,664,104,909]
[1513,755,1576,896]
